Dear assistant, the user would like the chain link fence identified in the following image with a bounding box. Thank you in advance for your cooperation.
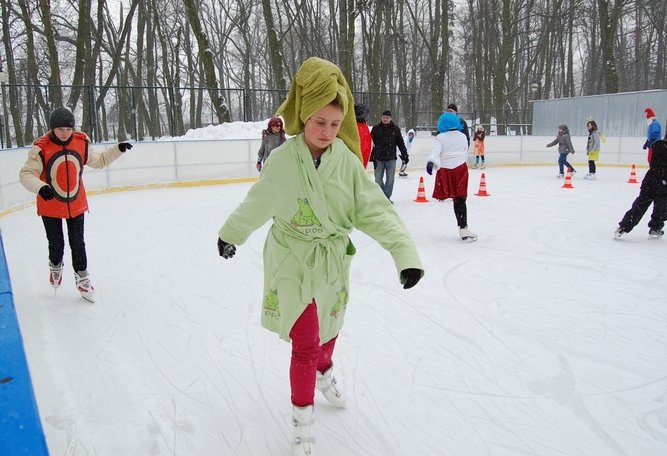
[416,108,532,136]
[0,84,417,149]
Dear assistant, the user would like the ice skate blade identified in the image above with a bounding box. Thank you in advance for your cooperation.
[80,293,96,303]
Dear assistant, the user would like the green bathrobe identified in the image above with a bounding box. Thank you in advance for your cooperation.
[219,133,424,342]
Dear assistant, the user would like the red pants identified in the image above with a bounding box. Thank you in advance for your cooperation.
[289,301,337,407]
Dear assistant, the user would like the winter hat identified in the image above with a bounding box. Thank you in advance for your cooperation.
[476,125,484,131]
[446,103,458,113]
[382,110,392,117]
[645,107,656,119]
[276,57,361,161]
[354,104,368,122]
[49,107,75,130]
[437,112,461,133]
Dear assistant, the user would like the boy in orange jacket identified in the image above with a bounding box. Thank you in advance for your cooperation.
[19,107,132,302]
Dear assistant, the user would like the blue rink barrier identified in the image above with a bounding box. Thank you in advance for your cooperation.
[0,230,49,455]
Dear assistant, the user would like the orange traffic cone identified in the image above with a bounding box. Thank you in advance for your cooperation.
[414,176,429,203]
[627,164,639,183]
[562,167,575,189]
[474,173,490,196]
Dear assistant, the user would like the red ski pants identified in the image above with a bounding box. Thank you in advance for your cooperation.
[289,300,337,407]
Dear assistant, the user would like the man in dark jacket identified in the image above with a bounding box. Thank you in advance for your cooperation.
[447,103,470,145]
[615,139,667,239]
[370,110,408,201]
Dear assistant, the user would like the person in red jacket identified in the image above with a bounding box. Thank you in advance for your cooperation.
[354,104,372,168]
[19,107,132,302]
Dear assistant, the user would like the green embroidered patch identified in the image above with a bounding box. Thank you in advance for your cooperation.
[290,197,322,227]
[331,287,349,317]
[263,289,280,317]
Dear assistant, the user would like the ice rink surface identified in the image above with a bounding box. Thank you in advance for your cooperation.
[1,165,666,456]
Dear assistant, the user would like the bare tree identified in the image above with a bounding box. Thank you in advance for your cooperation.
[182,0,230,123]
[598,0,625,93]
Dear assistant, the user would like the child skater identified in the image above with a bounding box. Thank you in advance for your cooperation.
[584,120,601,180]
[256,116,287,171]
[216,57,424,456]
[546,124,576,177]
[472,125,486,169]
[426,111,478,242]
[643,107,662,164]
[19,107,132,302]
[398,128,415,177]
[614,139,667,240]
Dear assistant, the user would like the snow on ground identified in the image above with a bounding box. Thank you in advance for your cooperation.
[1,165,666,456]
[157,120,271,141]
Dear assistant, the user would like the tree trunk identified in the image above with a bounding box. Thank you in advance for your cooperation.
[261,0,286,93]
[39,0,63,107]
[182,0,230,123]
[68,0,92,111]
[598,0,621,93]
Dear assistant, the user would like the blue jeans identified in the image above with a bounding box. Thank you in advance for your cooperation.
[558,154,574,174]
[374,160,396,199]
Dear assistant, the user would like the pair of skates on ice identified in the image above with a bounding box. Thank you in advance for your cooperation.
[614,228,663,240]
[292,367,345,455]
[49,262,95,302]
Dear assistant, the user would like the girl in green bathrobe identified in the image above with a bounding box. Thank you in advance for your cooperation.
[217,57,424,456]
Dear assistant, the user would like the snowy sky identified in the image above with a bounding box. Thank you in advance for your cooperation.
[1,124,666,456]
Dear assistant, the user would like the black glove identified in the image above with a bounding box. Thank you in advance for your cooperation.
[118,142,133,152]
[217,238,236,259]
[256,161,262,172]
[400,268,422,289]
[38,185,55,200]
[401,155,409,164]
[426,162,434,175]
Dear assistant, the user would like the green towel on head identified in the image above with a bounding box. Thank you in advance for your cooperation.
[276,57,362,162]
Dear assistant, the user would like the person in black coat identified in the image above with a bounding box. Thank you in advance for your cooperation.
[615,139,667,239]
[447,103,470,146]
[370,110,408,201]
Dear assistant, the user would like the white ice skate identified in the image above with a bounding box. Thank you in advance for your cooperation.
[398,161,408,178]
[75,271,95,303]
[292,405,315,456]
[614,227,626,239]
[49,261,63,290]
[649,229,664,239]
[583,173,596,180]
[316,367,346,408]
[459,227,478,243]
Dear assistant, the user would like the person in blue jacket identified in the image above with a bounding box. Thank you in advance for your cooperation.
[644,107,662,164]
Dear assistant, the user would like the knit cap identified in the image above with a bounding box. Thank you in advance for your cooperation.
[276,57,361,161]
[645,107,656,119]
[437,112,461,133]
[49,107,75,129]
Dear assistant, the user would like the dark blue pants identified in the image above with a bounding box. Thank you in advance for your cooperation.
[42,213,87,271]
